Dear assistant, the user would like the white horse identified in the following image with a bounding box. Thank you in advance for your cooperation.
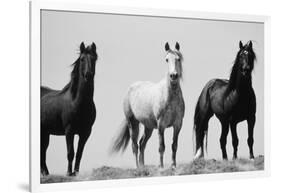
[112,42,185,168]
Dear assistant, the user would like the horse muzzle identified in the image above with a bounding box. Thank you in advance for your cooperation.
[170,73,179,81]
[241,69,251,77]
[84,72,94,81]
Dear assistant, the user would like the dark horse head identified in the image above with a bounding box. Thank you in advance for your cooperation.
[232,41,256,81]
[72,42,98,82]
[69,42,98,97]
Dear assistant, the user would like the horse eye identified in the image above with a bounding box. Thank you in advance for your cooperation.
[166,58,169,62]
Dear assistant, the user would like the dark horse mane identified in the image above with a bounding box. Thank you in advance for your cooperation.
[61,46,98,98]
[227,42,256,92]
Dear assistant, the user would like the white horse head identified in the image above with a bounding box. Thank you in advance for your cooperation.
[165,42,183,84]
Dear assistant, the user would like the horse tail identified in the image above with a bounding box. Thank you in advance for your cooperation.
[193,98,203,154]
[193,81,213,159]
[111,118,131,153]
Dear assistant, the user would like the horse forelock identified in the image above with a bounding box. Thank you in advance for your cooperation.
[166,50,184,79]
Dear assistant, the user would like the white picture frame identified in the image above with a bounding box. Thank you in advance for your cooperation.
[30,1,271,192]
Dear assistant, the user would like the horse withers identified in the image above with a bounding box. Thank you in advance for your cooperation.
[193,41,257,160]
[41,42,98,176]
[112,42,185,168]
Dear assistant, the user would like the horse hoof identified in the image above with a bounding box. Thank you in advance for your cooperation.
[66,172,76,177]
[41,170,49,177]
[138,163,145,169]
[194,148,204,160]
[73,171,79,176]
[41,172,49,177]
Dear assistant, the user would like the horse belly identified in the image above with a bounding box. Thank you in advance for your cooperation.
[41,115,65,135]
[130,105,155,128]
[134,109,157,129]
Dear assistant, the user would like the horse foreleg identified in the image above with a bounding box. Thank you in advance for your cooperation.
[220,121,229,160]
[158,128,165,168]
[41,133,50,176]
[65,131,75,176]
[247,116,255,159]
[139,127,153,167]
[230,122,238,159]
[171,125,181,168]
[74,134,90,175]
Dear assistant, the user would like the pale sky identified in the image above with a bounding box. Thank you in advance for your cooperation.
[41,10,264,174]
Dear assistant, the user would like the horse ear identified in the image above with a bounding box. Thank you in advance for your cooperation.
[248,40,253,49]
[175,42,180,51]
[80,42,85,53]
[165,42,170,51]
[91,42,96,52]
[239,41,243,49]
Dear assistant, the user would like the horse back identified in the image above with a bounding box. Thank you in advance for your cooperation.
[41,86,56,98]
[204,78,256,120]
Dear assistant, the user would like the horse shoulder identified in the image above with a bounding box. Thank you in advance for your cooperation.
[152,83,169,119]
[178,90,185,117]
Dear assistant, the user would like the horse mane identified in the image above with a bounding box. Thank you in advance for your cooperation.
[227,43,256,91]
[60,58,80,97]
[60,44,98,97]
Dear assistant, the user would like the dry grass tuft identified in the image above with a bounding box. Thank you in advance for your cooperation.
[41,155,264,184]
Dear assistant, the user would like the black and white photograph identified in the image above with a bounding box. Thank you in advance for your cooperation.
[38,8,265,185]
[4,0,281,192]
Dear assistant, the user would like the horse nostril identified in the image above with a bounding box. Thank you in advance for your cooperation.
[170,73,178,80]
[85,72,93,80]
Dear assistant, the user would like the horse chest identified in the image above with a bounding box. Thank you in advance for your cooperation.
[159,106,177,127]
[231,97,253,120]
[157,97,183,128]
[63,102,96,131]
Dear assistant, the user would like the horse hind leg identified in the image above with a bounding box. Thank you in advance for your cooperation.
[41,133,50,176]
[139,127,153,167]
[129,117,140,168]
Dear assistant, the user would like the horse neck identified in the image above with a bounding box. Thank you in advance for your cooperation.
[163,75,182,101]
[227,69,252,96]
[71,76,94,106]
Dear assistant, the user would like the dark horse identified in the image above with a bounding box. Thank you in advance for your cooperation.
[193,41,256,160]
[41,42,98,176]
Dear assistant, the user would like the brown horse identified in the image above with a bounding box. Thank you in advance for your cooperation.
[41,42,98,176]
[193,41,256,160]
